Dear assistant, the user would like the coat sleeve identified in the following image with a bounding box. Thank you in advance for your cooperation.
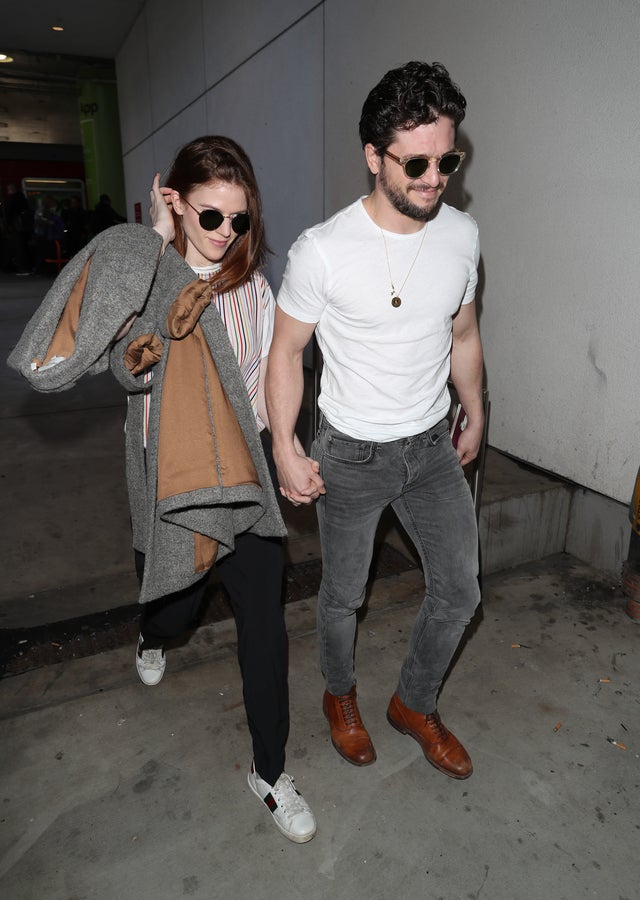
[108,244,201,393]
[6,224,164,393]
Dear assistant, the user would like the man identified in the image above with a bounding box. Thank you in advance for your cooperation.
[266,61,483,779]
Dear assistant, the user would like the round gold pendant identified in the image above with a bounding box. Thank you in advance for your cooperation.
[391,296,402,308]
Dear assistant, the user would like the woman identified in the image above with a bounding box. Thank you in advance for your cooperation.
[9,136,316,844]
[137,136,317,843]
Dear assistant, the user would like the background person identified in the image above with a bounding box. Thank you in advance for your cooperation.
[91,193,126,234]
[61,195,89,257]
[4,183,32,274]
[32,196,64,274]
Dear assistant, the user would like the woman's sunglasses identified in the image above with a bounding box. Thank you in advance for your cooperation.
[181,195,250,235]
[383,149,466,179]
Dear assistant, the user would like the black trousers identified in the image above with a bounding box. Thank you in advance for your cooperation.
[137,433,289,785]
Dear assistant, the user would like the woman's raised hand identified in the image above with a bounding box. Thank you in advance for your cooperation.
[150,173,175,250]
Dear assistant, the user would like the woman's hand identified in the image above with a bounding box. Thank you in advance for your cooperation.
[150,173,175,251]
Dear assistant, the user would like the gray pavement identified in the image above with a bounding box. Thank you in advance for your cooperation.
[1,271,638,900]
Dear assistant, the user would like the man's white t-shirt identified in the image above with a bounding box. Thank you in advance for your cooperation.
[277,198,479,441]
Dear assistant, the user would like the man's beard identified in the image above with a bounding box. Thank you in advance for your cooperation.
[378,163,440,221]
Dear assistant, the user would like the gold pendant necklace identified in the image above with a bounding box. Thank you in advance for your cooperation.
[380,222,428,308]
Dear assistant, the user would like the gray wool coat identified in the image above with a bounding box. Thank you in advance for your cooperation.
[8,224,286,603]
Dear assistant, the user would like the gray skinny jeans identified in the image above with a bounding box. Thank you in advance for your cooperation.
[312,416,480,714]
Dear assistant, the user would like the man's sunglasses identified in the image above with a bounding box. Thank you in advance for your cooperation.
[383,149,466,179]
[181,196,250,235]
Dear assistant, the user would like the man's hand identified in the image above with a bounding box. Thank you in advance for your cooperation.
[455,419,484,466]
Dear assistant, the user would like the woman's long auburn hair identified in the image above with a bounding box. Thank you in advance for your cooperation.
[166,136,268,293]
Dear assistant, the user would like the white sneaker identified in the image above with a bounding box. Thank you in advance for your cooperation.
[247,760,316,843]
[135,634,166,686]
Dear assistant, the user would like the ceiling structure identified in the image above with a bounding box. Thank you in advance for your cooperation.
[0,1,145,145]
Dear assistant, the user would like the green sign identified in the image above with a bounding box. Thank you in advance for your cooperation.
[79,76,126,217]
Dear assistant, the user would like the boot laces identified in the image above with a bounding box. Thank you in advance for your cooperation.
[426,710,448,742]
[338,692,362,727]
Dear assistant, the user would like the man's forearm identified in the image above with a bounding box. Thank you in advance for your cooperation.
[265,345,305,464]
[450,332,484,425]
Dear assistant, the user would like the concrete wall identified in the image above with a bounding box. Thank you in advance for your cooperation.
[116,0,323,289]
[116,0,639,508]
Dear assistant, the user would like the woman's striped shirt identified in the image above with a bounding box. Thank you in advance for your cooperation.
[142,266,275,445]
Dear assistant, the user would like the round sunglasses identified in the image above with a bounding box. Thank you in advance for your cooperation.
[181,195,250,235]
[383,149,466,179]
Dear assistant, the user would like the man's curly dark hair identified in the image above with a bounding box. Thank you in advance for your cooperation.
[358,61,467,153]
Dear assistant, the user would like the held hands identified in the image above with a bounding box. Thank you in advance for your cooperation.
[276,447,325,507]
[149,173,175,250]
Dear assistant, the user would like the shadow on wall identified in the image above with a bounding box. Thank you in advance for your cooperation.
[444,129,473,213]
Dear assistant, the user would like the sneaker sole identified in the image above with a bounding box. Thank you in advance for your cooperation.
[136,671,165,686]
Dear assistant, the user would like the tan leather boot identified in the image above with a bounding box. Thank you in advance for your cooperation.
[387,692,472,779]
[323,685,376,766]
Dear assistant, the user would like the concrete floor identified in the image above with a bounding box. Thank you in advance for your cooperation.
[1,272,638,900]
